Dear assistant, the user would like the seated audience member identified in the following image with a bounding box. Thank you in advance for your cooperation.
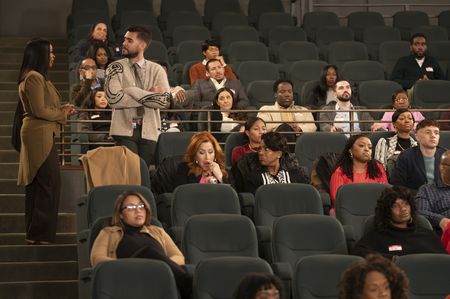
[352,186,446,258]
[372,89,425,131]
[233,273,282,299]
[174,132,228,187]
[319,80,374,134]
[416,150,450,231]
[390,33,444,91]
[231,117,267,165]
[257,79,317,139]
[86,43,113,80]
[374,109,418,173]
[330,134,388,201]
[71,58,103,108]
[305,64,340,109]
[192,59,249,109]
[232,132,309,194]
[338,254,409,299]
[210,87,246,134]
[75,22,121,61]
[189,40,237,85]
[390,119,446,194]
[90,191,192,299]
[84,88,112,150]
[440,110,450,131]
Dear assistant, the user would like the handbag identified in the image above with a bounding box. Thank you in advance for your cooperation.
[11,100,24,152]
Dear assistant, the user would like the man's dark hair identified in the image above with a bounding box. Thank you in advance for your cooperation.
[416,119,440,131]
[205,58,221,71]
[409,33,427,45]
[127,26,152,46]
[18,38,50,83]
[273,79,294,93]
[202,39,221,53]
[373,186,417,232]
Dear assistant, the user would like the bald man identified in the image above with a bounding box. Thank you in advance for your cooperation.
[416,150,450,231]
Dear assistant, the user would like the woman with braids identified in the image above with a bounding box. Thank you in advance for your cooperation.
[330,135,388,202]
[352,186,445,258]
[339,254,408,299]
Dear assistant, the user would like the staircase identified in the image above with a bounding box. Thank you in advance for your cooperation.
[0,38,78,299]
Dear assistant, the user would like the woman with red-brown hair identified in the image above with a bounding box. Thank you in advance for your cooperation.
[174,131,228,186]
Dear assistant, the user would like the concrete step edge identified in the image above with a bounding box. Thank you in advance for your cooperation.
[0,261,78,266]
[0,280,78,285]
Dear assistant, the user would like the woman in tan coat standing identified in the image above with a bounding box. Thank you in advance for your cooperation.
[17,38,75,244]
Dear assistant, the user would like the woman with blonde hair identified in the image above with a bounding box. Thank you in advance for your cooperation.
[91,191,191,298]
[174,131,228,186]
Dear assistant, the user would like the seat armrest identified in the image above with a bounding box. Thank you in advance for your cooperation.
[238,192,255,220]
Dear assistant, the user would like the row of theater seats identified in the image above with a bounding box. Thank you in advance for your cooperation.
[77,183,450,299]
[90,254,450,299]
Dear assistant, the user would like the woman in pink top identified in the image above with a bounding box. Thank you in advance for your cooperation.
[372,89,425,132]
[330,134,388,201]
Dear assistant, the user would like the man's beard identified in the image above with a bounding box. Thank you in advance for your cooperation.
[122,49,139,59]
[337,94,352,102]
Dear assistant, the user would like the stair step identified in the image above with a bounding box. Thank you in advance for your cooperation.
[0,163,19,179]
[0,280,78,299]
[0,37,67,48]
[0,62,68,71]
[0,53,68,64]
[0,111,14,126]
[0,261,78,282]
[0,136,14,150]
[0,150,18,162]
[0,233,77,245]
[0,90,70,102]
[0,125,13,136]
[0,194,24,213]
[0,102,17,111]
[0,82,69,91]
[0,46,67,54]
[0,213,76,233]
[0,70,69,82]
[0,244,77,262]
[0,179,25,194]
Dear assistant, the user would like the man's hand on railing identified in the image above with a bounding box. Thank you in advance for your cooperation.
[174,89,187,102]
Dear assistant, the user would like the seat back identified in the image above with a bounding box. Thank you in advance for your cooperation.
[342,60,385,85]
[440,131,450,149]
[219,25,259,54]
[293,254,364,299]
[227,41,269,68]
[182,214,258,264]
[203,0,242,26]
[87,185,157,226]
[288,60,328,96]
[277,41,318,67]
[358,80,402,117]
[413,80,450,108]
[258,12,295,41]
[335,183,391,242]
[159,0,197,27]
[410,25,448,42]
[327,41,368,69]
[165,10,204,38]
[363,214,433,235]
[438,10,450,37]
[172,184,241,227]
[255,183,323,227]
[194,256,273,299]
[224,132,247,167]
[316,26,354,59]
[396,254,450,299]
[302,11,339,41]
[269,27,307,55]
[347,11,385,41]
[172,25,211,46]
[175,40,204,64]
[248,0,285,26]
[236,61,279,88]
[92,259,178,299]
[378,41,410,77]
[363,26,401,60]
[211,12,248,36]
[393,11,430,40]
[144,40,169,64]
[154,132,195,167]
[272,214,348,269]
[247,80,277,109]
[428,41,450,76]
[295,132,348,175]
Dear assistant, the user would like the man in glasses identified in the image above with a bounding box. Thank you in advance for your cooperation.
[416,150,450,231]
[71,58,104,107]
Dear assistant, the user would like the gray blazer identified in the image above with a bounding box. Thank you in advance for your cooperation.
[319,102,374,132]
[192,78,249,108]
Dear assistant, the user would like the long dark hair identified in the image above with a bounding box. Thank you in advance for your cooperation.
[18,38,50,84]
[333,134,382,181]
[233,273,282,299]
[86,43,112,68]
[374,186,417,232]
[314,64,341,101]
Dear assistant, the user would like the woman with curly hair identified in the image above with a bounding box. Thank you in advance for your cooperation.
[352,186,445,258]
[330,134,388,201]
[174,131,227,186]
[233,273,282,299]
[339,254,408,299]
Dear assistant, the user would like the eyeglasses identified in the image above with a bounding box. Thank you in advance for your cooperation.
[394,97,408,103]
[121,204,145,211]
[82,65,97,70]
